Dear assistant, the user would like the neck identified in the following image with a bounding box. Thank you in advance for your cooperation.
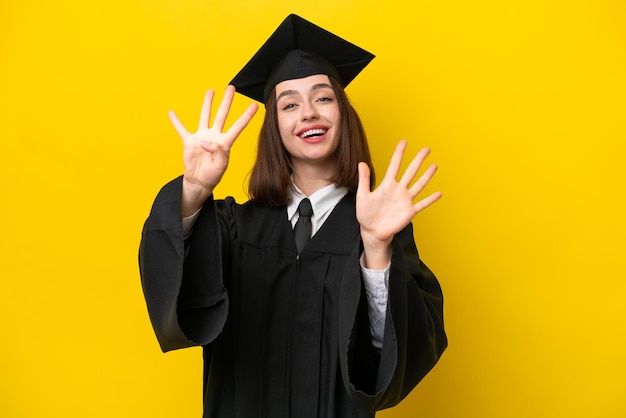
[292,163,335,196]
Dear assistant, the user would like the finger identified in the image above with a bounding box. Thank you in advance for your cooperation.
[399,147,431,188]
[414,191,443,213]
[223,102,259,149]
[409,163,438,196]
[212,85,236,132]
[200,141,229,170]
[168,110,190,139]
[198,89,215,130]
[356,162,372,197]
[382,140,408,183]
[200,141,220,153]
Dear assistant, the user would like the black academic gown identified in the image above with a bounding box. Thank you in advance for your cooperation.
[139,177,447,418]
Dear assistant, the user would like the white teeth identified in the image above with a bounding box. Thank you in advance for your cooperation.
[300,128,326,138]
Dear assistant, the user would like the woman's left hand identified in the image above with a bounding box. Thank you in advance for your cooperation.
[356,141,442,268]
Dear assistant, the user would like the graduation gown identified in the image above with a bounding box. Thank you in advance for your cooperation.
[139,177,447,417]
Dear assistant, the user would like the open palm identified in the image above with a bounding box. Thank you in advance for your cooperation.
[356,141,442,246]
[169,86,258,198]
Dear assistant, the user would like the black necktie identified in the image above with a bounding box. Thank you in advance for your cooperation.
[294,198,313,254]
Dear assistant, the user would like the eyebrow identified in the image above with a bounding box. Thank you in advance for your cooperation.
[276,83,333,101]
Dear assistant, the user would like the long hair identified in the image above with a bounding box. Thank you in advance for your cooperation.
[248,77,375,207]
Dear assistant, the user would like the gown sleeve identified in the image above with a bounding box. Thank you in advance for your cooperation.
[139,176,230,352]
[338,222,447,412]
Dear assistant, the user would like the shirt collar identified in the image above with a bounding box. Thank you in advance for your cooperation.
[287,182,348,222]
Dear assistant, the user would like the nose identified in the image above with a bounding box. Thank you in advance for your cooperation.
[301,101,319,121]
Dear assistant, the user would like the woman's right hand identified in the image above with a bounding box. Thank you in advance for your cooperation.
[168,86,258,217]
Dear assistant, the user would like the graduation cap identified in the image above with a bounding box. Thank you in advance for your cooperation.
[230,14,375,103]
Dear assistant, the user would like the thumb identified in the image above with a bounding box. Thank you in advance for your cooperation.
[200,141,230,164]
[169,110,190,140]
[356,162,371,197]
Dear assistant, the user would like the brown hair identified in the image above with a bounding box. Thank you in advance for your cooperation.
[248,77,375,207]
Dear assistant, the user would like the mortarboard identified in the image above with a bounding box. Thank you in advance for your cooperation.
[230,14,375,104]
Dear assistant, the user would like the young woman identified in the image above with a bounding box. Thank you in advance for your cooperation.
[140,14,447,418]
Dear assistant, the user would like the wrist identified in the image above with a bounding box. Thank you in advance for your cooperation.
[181,177,213,217]
[360,229,392,270]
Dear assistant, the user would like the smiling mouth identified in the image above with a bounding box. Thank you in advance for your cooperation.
[299,128,328,139]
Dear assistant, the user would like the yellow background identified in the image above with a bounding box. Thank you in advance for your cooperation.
[1,0,625,417]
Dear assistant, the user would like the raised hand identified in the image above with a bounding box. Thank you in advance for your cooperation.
[356,141,442,269]
[168,86,258,216]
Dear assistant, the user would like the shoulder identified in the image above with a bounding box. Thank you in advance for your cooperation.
[214,196,286,222]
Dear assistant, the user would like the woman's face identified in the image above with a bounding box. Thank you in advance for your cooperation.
[274,74,341,171]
